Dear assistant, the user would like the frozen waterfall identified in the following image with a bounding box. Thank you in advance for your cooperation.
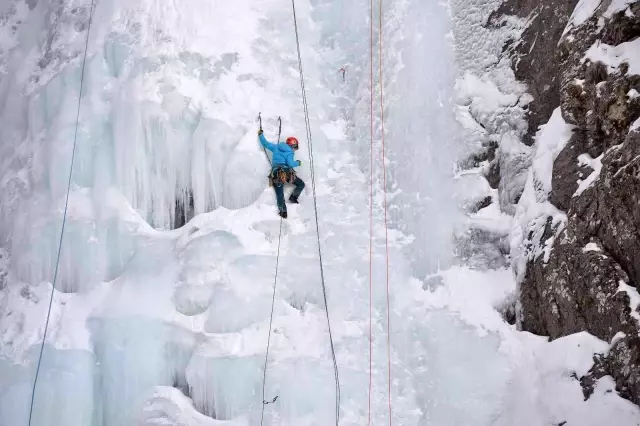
[0,0,639,425]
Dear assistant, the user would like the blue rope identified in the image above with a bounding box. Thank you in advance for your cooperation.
[27,1,96,424]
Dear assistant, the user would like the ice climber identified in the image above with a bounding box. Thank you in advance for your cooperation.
[258,129,305,219]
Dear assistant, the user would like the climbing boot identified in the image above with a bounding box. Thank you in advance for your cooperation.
[278,210,288,219]
[288,195,299,204]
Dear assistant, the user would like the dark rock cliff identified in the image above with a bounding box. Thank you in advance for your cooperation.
[490,0,581,146]
[494,0,640,406]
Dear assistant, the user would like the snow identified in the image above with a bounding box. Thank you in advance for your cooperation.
[611,331,627,346]
[423,266,515,333]
[585,38,640,76]
[521,334,640,426]
[563,0,602,35]
[456,71,521,112]
[532,109,575,196]
[467,197,514,236]
[582,242,602,252]
[140,386,246,426]
[510,108,572,278]
[574,153,603,197]
[450,0,530,219]
[0,0,638,425]
[603,0,637,18]
[617,281,640,324]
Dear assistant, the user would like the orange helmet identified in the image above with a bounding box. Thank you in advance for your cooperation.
[286,137,299,149]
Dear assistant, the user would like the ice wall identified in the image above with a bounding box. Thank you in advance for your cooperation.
[377,0,462,277]
[0,0,301,235]
[0,0,323,424]
[0,0,504,422]
[317,0,462,278]
[1,0,639,425]
[0,0,313,291]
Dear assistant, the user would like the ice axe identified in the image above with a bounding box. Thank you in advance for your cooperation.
[257,113,282,166]
[258,112,270,164]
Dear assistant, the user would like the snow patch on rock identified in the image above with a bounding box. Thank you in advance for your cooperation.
[564,0,603,35]
[585,39,640,76]
[574,153,603,196]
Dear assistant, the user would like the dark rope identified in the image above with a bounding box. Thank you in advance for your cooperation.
[260,218,283,425]
[27,1,96,425]
[260,118,283,426]
[290,1,341,424]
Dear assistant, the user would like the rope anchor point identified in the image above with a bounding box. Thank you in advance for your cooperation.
[263,396,279,405]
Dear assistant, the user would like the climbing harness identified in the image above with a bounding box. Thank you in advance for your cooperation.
[269,167,297,187]
[259,115,283,425]
[27,1,96,426]
[290,0,341,424]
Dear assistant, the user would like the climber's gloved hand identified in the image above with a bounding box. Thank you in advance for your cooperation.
[258,129,263,135]
[297,160,302,167]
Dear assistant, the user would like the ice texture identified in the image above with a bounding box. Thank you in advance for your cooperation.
[0,0,638,425]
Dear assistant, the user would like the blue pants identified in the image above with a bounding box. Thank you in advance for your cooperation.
[274,175,305,213]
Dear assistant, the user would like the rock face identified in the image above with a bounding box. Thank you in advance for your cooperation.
[494,0,640,406]
[490,0,581,146]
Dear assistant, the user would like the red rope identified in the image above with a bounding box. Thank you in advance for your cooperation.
[368,0,375,424]
[378,1,393,424]
[368,1,392,424]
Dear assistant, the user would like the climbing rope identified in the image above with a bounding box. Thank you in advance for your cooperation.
[27,1,96,425]
[260,222,283,425]
[378,1,393,424]
[290,1,341,424]
[368,0,375,424]
[259,117,283,426]
[368,1,393,424]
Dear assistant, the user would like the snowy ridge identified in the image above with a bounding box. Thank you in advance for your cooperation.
[563,0,636,36]
[563,0,603,35]
[509,108,572,276]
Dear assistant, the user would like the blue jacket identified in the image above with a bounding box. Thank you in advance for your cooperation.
[259,134,301,169]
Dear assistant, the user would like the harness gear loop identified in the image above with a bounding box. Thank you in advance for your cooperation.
[268,167,297,187]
